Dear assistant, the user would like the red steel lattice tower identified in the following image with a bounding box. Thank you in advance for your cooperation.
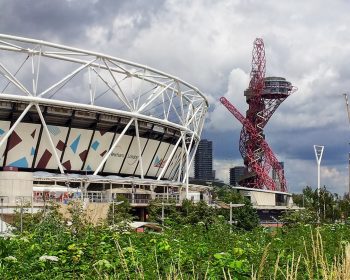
[220,38,296,191]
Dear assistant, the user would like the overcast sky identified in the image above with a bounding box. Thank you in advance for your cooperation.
[1,0,350,194]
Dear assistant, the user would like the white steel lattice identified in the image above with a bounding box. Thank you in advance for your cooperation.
[0,34,208,192]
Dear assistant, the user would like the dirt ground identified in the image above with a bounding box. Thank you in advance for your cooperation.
[58,202,110,225]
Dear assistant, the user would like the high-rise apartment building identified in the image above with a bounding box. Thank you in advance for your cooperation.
[229,166,246,186]
[194,139,214,180]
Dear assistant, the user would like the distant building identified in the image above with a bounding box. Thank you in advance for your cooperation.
[229,166,246,186]
[194,139,214,180]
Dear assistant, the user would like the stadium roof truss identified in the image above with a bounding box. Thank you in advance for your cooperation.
[0,34,208,187]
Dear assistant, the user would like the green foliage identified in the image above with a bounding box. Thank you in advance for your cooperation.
[148,186,259,231]
[4,185,350,278]
[213,185,245,204]
[147,198,179,225]
[11,201,64,234]
[107,194,132,225]
[213,186,260,230]
[339,197,350,220]
[293,186,345,223]
[180,199,217,226]
[67,200,91,238]
[232,203,260,230]
[147,195,258,232]
[11,202,42,233]
[2,218,350,279]
[281,208,318,227]
[3,200,350,280]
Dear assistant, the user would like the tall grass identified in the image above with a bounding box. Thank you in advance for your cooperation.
[252,228,350,280]
[91,229,350,280]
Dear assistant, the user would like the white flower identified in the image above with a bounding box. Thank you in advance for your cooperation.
[20,237,29,243]
[39,255,59,262]
[4,256,17,262]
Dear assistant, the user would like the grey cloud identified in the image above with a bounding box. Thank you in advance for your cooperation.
[0,0,163,46]
[1,0,350,193]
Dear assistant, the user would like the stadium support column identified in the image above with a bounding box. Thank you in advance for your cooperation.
[31,107,46,169]
[182,132,196,198]
[94,118,134,175]
[134,119,144,179]
[186,151,189,198]
[157,136,182,180]
[0,102,33,151]
[35,104,65,174]
[177,138,185,182]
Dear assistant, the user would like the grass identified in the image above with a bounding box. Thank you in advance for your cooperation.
[252,228,350,280]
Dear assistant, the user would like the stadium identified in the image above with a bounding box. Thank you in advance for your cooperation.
[0,34,211,215]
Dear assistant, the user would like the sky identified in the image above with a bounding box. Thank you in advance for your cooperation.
[1,0,350,194]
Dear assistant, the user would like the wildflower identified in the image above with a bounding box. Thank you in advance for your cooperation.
[94,259,112,268]
[4,256,17,262]
[20,237,29,243]
[39,255,59,262]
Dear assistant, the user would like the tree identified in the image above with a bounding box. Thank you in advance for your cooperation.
[107,195,132,225]
[147,198,179,225]
[181,199,216,226]
[281,209,318,227]
[293,186,342,223]
[213,186,259,230]
[232,203,260,230]
[339,197,350,221]
[213,185,244,204]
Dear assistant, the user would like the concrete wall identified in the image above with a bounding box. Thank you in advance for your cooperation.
[240,190,276,206]
[0,171,33,204]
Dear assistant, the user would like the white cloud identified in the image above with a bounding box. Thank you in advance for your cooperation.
[213,158,243,184]
[85,26,109,47]
[284,157,348,195]
[207,68,249,132]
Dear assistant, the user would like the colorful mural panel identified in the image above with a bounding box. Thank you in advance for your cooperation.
[6,123,41,168]
[147,142,170,177]
[103,134,133,173]
[164,147,183,180]
[0,121,10,166]
[139,139,160,176]
[62,128,93,171]
[35,125,69,169]
[0,119,181,180]
[120,137,147,175]
[155,142,173,178]
[83,130,114,171]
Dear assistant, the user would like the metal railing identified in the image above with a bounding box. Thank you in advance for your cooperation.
[155,193,180,203]
[129,199,150,204]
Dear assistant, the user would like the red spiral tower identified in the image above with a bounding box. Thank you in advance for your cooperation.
[220,38,296,192]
